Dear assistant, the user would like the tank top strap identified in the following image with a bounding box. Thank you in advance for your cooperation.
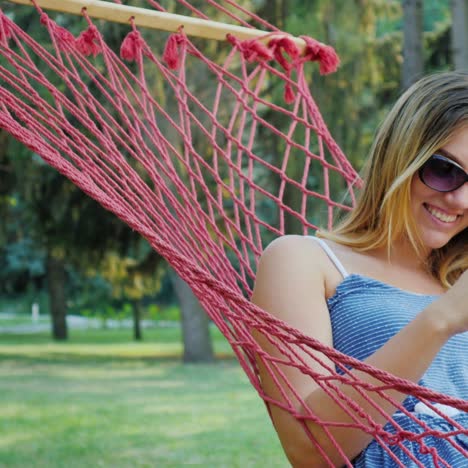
[309,236,349,279]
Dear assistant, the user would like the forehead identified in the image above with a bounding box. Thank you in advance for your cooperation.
[441,127,468,170]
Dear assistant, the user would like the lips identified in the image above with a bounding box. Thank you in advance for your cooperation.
[424,204,459,223]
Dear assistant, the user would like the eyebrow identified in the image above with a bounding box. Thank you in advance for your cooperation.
[437,148,467,170]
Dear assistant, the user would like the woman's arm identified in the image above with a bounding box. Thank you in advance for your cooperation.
[252,235,463,467]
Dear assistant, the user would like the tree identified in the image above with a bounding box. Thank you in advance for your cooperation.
[96,249,163,341]
[46,250,68,339]
[402,0,424,90]
[451,0,468,69]
[171,272,214,363]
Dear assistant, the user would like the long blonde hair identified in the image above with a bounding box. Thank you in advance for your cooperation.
[318,72,468,288]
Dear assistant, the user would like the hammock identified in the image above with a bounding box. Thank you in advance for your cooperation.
[0,1,466,466]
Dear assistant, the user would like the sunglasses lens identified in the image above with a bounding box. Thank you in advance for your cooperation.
[421,156,465,192]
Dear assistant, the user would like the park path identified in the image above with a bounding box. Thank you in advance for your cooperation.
[0,314,96,334]
[0,314,176,334]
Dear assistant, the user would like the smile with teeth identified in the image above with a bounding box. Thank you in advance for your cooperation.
[425,204,458,223]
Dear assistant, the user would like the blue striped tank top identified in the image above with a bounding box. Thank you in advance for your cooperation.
[311,237,468,467]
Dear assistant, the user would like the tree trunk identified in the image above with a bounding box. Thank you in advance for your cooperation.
[46,252,68,341]
[171,272,214,363]
[0,130,13,199]
[132,299,143,341]
[402,0,424,90]
[283,164,307,235]
[256,0,290,29]
[451,0,468,69]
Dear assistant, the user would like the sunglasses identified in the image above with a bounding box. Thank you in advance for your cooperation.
[419,154,468,192]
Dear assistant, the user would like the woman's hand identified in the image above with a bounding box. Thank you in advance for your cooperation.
[424,270,468,337]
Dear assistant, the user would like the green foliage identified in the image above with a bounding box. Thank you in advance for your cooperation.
[68,273,112,311]
[76,302,180,326]
[286,0,403,168]
[149,304,181,322]
[0,9,165,315]
[0,238,45,294]
[88,251,163,301]
[0,0,458,310]
[424,0,451,31]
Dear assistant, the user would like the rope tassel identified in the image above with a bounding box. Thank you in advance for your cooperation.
[39,14,75,51]
[269,37,300,104]
[301,36,340,75]
[120,30,143,62]
[163,32,186,70]
[76,25,101,57]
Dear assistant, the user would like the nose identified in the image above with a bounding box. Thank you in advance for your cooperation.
[445,182,468,210]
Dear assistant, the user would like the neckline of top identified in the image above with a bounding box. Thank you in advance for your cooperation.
[327,273,442,302]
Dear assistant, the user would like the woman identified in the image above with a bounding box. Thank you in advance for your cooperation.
[252,72,468,467]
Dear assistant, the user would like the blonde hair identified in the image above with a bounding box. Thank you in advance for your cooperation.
[318,71,468,288]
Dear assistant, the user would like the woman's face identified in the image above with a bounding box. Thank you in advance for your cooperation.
[410,126,468,251]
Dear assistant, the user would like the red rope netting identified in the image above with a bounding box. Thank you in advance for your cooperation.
[0,1,466,466]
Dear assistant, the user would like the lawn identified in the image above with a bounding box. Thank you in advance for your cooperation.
[0,328,289,467]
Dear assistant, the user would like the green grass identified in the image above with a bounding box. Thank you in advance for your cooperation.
[0,328,289,467]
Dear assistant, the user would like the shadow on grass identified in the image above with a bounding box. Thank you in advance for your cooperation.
[0,352,238,367]
[0,326,237,369]
[0,326,231,345]
[0,328,184,345]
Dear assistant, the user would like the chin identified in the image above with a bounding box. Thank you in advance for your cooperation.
[426,239,450,250]
[416,206,464,251]
[419,231,454,251]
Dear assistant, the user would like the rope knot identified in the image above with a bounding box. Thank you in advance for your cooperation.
[268,36,300,71]
[418,445,437,456]
[120,30,143,62]
[226,34,273,62]
[39,13,49,26]
[163,30,187,70]
[76,25,101,57]
[301,36,340,75]
[385,434,402,445]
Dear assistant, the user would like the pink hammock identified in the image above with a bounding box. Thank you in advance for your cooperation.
[0,1,466,466]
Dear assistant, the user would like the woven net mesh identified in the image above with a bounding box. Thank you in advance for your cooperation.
[0,1,466,466]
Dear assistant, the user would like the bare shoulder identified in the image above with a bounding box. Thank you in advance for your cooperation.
[258,234,330,274]
[252,235,332,331]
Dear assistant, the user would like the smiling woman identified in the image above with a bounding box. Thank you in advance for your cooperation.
[317,72,468,289]
[252,71,468,466]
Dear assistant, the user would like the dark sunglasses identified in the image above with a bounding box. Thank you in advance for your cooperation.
[419,154,468,192]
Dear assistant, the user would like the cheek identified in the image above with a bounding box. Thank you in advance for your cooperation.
[410,172,444,206]
[410,176,430,205]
